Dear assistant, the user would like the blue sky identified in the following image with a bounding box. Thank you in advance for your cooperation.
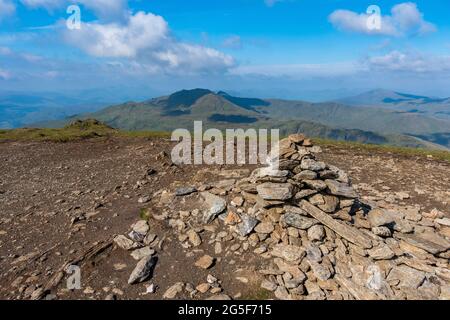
[1,0,450,101]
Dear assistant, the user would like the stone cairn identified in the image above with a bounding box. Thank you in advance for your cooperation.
[217,133,449,300]
[116,133,449,300]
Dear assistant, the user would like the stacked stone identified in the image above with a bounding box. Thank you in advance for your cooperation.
[224,134,450,300]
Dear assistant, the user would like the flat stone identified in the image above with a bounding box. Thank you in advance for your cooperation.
[114,235,139,250]
[367,245,395,260]
[396,233,449,255]
[293,170,317,181]
[304,180,327,191]
[294,189,317,200]
[288,133,306,144]
[195,255,215,269]
[196,283,211,293]
[130,246,154,260]
[256,183,294,201]
[300,159,326,171]
[367,208,395,227]
[386,265,426,289]
[436,218,450,227]
[283,212,318,230]
[131,220,149,235]
[201,192,227,223]
[163,282,184,299]
[308,261,332,281]
[271,244,306,262]
[237,215,259,236]
[128,256,157,284]
[261,279,277,291]
[231,196,244,207]
[254,222,275,234]
[175,187,197,196]
[325,179,357,198]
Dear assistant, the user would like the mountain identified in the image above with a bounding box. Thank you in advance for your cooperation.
[36,88,450,150]
[336,89,450,121]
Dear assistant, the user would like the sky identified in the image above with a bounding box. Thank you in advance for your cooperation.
[0,0,450,101]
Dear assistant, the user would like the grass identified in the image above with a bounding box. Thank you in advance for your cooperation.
[1,119,449,162]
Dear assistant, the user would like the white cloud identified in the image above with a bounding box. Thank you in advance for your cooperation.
[63,11,235,74]
[0,0,15,20]
[0,68,11,79]
[329,2,436,36]
[365,50,450,73]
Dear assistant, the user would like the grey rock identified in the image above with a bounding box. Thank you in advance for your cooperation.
[271,244,306,262]
[300,159,326,171]
[386,265,426,289]
[367,245,395,260]
[114,235,139,250]
[307,225,325,241]
[201,192,227,223]
[175,187,197,196]
[372,226,392,237]
[304,180,328,191]
[325,179,357,198]
[128,255,157,284]
[367,208,395,227]
[283,212,318,230]
[293,170,317,181]
[237,215,259,236]
[131,220,149,235]
[261,279,277,291]
[256,183,294,201]
[130,246,155,260]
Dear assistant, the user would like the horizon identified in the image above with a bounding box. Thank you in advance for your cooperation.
[1,1,450,101]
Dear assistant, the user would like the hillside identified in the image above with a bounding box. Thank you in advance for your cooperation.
[36,89,450,150]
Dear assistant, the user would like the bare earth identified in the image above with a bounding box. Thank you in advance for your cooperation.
[0,137,448,300]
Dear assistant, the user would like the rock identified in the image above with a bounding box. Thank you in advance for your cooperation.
[274,286,291,300]
[195,255,215,269]
[304,180,328,191]
[395,233,449,255]
[317,195,340,213]
[307,225,325,241]
[261,279,277,291]
[128,256,157,284]
[367,208,395,227]
[300,159,326,171]
[283,212,318,230]
[187,229,202,247]
[231,196,244,207]
[254,222,274,234]
[205,294,231,300]
[293,170,317,181]
[201,192,227,223]
[223,210,241,225]
[288,133,306,144]
[386,265,426,289]
[163,282,184,299]
[237,215,259,236]
[371,226,392,237]
[114,235,139,250]
[324,180,357,198]
[131,220,150,235]
[367,245,395,260]
[305,244,323,262]
[294,189,318,199]
[130,246,154,260]
[435,218,450,227]
[138,196,150,203]
[334,275,379,300]
[175,187,197,196]
[196,283,211,293]
[300,201,373,249]
[308,261,332,281]
[256,183,294,201]
[271,244,306,262]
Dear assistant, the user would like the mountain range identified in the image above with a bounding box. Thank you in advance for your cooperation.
[31,88,450,150]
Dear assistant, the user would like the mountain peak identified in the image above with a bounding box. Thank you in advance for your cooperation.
[166,88,213,108]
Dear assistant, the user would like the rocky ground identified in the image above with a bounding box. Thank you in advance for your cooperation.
[0,136,449,300]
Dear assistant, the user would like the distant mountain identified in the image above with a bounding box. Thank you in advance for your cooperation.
[0,89,143,129]
[336,89,450,121]
[37,88,450,150]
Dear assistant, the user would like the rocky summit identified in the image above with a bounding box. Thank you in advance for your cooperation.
[0,135,448,300]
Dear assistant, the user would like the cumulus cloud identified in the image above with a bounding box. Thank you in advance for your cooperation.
[63,11,235,74]
[0,0,15,20]
[365,51,450,73]
[329,2,436,36]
